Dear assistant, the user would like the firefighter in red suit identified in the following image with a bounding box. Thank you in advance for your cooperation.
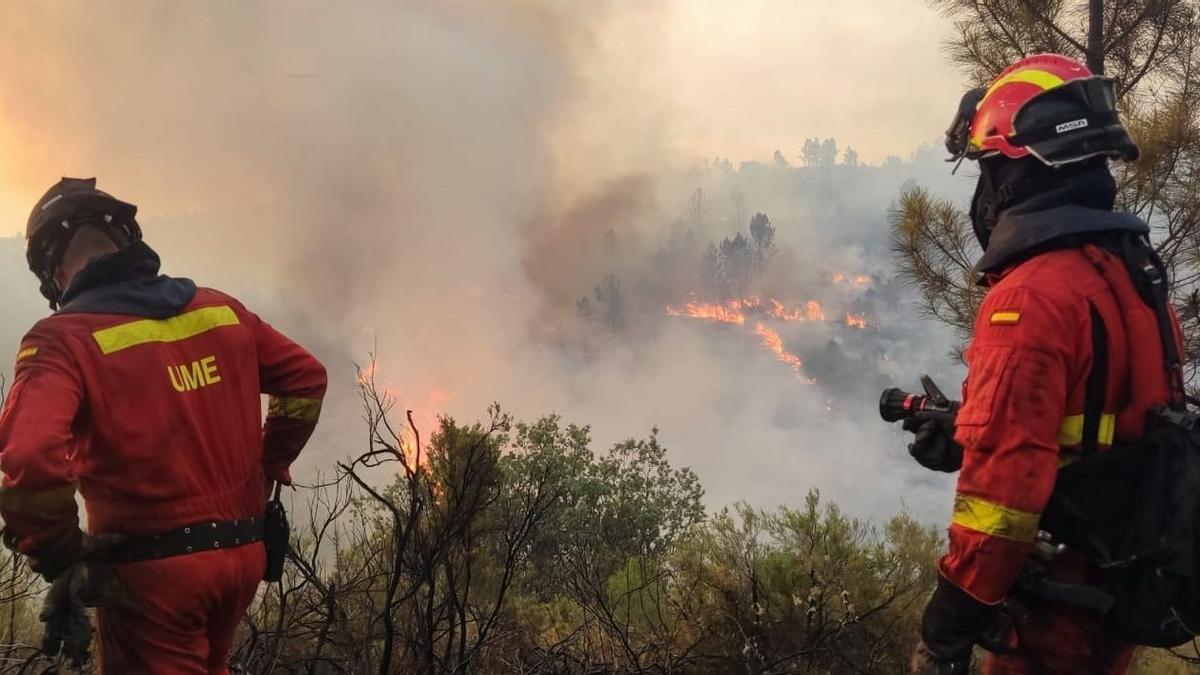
[0,177,327,673]
[905,55,1183,674]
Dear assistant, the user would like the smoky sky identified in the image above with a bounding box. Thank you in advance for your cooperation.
[0,2,978,524]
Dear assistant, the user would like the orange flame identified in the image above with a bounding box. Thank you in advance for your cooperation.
[831,273,871,286]
[407,388,449,451]
[354,360,449,461]
[667,300,747,325]
[668,298,837,325]
[356,361,378,387]
[668,297,866,330]
[667,297,867,383]
[754,322,805,375]
[768,299,805,322]
[763,299,825,322]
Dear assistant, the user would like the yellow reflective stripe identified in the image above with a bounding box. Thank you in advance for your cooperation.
[952,494,1040,542]
[982,68,1065,104]
[1057,413,1116,446]
[0,483,77,519]
[1098,413,1116,446]
[990,311,1021,325]
[15,347,38,361]
[1058,415,1082,445]
[267,396,323,423]
[92,305,239,355]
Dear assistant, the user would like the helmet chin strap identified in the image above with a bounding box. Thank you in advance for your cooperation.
[40,278,62,311]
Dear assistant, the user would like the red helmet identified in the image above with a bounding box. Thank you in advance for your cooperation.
[945,54,1139,166]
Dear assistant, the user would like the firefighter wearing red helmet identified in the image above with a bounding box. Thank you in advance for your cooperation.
[0,178,327,673]
[906,55,1182,674]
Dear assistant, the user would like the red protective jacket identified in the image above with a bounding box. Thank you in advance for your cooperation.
[0,244,326,563]
[942,242,1181,605]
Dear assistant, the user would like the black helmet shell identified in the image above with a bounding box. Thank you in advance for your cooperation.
[25,177,142,308]
[1010,77,1140,167]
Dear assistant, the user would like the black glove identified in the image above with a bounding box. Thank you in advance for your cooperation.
[39,563,92,667]
[918,575,996,669]
[902,376,962,472]
[905,410,962,472]
[39,556,130,668]
[22,530,127,582]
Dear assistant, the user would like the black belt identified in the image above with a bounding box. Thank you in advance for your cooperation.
[106,517,263,563]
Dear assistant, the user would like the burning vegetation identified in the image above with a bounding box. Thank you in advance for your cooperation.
[753,322,813,382]
[664,285,871,384]
[554,184,878,388]
[666,296,867,328]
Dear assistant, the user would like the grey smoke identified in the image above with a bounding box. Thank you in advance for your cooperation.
[0,2,974,525]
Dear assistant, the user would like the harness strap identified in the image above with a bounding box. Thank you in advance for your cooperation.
[1082,303,1108,457]
[1116,234,1186,409]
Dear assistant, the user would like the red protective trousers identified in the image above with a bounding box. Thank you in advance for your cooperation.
[97,545,265,674]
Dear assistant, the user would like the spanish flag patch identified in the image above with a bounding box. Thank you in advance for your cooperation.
[990,311,1021,325]
[15,346,38,361]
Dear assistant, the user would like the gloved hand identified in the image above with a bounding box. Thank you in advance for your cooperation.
[916,575,995,674]
[28,531,128,582]
[39,563,92,667]
[904,410,962,472]
[902,376,962,472]
[39,558,130,668]
[909,640,971,674]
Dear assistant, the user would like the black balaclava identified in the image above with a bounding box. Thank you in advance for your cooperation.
[969,155,1117,250]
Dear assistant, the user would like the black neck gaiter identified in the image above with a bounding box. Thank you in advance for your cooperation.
[970,156,1117,250]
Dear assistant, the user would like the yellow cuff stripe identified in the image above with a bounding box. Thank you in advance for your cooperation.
[0,483,78,520]
[267,396,323,423]
[1057,413,1116,447]
[989,311,1021,325]
[15,347,38,361]
[92,305,239,355]
[952,493,1040,542]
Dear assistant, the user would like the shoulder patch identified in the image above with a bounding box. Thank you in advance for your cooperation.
[15,346,38,362]
[989,311,1021,325]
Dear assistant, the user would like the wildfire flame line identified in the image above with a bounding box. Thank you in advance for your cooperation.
[666,300,747,325]
[831,273,871,286]
[753,322,804,374]
[665,289,872,384]
[665,298,867,328]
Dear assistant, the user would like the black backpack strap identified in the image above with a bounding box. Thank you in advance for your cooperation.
[1082,303,1108,457]
[1117,234,1186,410]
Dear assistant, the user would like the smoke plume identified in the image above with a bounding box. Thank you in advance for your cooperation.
[0,1,971,522]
